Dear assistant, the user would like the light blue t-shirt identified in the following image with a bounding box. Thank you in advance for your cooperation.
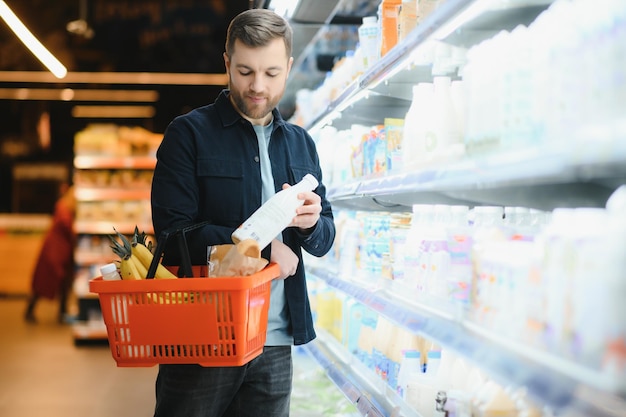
[252,120,293,346]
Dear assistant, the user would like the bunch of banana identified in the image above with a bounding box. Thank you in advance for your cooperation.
[109,227,177,280]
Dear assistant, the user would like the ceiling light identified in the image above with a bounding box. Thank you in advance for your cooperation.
[0,1,67,78]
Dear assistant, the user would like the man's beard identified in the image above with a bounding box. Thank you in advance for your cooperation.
[229,84,282,121]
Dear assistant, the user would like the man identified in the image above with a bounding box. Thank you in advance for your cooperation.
[150,8,336,417]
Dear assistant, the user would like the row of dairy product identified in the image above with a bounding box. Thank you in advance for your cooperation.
[310,0,626,179]
[310,288,552,417]
[329,186,626,374]
[464,0,626,156]
[292,0,453,128]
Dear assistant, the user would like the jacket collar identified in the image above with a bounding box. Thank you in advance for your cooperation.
[215,89,286,129]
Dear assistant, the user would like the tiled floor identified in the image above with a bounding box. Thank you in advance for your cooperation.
[0,297,358,417]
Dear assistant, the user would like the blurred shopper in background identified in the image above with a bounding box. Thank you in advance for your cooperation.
[24,182,76,324]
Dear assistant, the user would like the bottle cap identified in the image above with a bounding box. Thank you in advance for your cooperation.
[302,173,319,189]
[428,350,442,359]
[403,349,421,359]
[362,16,377,25]
[101,263,120,280]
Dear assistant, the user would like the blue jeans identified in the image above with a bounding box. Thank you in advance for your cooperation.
[154,346,293,417]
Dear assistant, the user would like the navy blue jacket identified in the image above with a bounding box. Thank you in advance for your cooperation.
[151,90,335,345]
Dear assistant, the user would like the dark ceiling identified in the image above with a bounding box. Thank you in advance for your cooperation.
[0,0,250,161]
[0,0,373,161]
[0,0,378,212]
[0,0,250,73]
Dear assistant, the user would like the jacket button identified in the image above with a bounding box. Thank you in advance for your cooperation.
[254,156,260,162]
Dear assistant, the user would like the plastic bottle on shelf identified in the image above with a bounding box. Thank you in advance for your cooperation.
[569,207,620,368]
[389,212,411,285]
[438,354,478,416]
[445,205,471,318]
[469,206,505,325]
[406,348,443,417]
[358,16,380,72]
[397,349,422,400]
[401,204,435,298]
[423,204,451,303]
[100,263,120,281]
[429,76,463,161]
[450,79,467,147]
[449,354,470,391]
[402,82,434,169]
[535,207,575,355]
[232,174,318,250]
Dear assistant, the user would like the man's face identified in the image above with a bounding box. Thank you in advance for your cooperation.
[224,38,293,125]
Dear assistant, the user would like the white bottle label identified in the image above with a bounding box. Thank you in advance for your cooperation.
[232,174,319,250]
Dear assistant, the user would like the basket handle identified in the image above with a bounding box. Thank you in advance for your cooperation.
[146,221,210,279]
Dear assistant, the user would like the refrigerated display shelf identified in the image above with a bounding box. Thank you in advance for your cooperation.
[326,144,626,211]
[308,0,626,212]
[307,265,626,417]
[305,0,554,133]
[304,329,420,417]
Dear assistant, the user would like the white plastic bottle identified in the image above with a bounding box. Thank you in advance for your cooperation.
[401,204,435,296]
[397,349,422,400]
[445,205,471,317]
[232,174,319,250]
[406,349,442,417]
[402,82,434,169]
[358,16,380,72]
[429,76,462,158]
[100,263,120,281]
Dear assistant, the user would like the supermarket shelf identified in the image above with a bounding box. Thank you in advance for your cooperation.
[303,330,419,417]
[74,155,156,170]
[75,220,153,235]
[74,187,151,201]
[72,321,108,346]
[0,214,51,232]
[305,0,553,133]
[326,145,626,211]
[307,266,626,417]
[75,250,117,266]
[308,0,625,212]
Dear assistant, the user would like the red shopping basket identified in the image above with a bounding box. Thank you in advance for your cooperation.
[89,222,278,367]
[89,264,278,367]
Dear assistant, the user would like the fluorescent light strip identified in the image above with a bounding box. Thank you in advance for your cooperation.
[0,1,67,78]
[0,71,229,85]
[0,88,158,102]
[71,105,156,118]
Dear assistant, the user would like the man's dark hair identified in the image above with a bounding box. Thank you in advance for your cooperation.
[225,9,293,59]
